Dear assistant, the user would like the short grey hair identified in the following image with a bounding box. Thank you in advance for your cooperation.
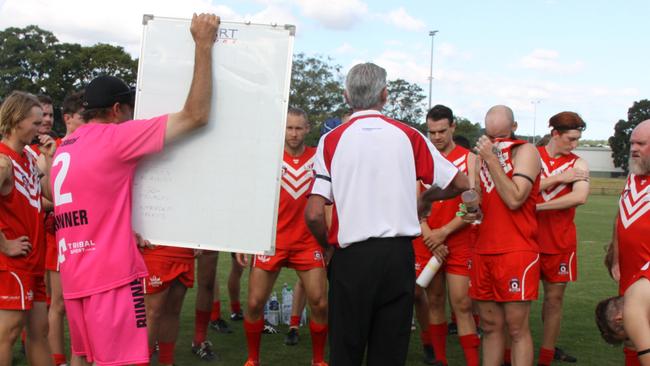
[287,106,309,126]
[345,63,387,110]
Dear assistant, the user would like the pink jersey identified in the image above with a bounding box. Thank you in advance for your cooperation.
[51,116,167,299]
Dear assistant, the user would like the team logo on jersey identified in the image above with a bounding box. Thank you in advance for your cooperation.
[149,275,163,288]
[509,278,521,293]
[313,250,323,262]
[256,255,271,263]
[26,290,34,301]
[619,174,650,228]
[558,262,568,275]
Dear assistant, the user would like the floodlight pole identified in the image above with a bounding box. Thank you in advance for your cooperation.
[428,30,438,111]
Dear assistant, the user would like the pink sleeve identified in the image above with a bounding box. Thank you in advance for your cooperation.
[110,115,168,162]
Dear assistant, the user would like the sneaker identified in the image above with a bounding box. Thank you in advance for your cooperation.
[447,322,458,335]
[243,359,259,366]
[191,340,217,361]
[554,347,577,363]
[422,345,436,365]
[262,321,279,334]
[285,327,299,345]
[231,311,244,321]
[209,318,233,334]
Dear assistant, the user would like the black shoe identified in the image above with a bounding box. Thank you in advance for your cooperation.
[554,347,577,363]
[209,318,233,334]
[262,321,279,334]
[422,345,436,365]
[285,327,299,345]
[230,311,244,321]
[191,340,217,361]
[447,322,458,335]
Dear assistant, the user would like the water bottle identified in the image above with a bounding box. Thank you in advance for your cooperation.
[263,297,270,319]
[268,292,280,326]
[281,283,293,325]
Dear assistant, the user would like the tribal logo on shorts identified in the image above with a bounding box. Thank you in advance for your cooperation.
[256,255,271,263]
[415,262,422,272]
[314,251,323,262]
[558,263,568,275]
[509,278,521,293]
[149,275,163,287]
[26,290,34,301]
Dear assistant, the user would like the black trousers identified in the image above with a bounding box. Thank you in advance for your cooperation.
[328,237,415,366]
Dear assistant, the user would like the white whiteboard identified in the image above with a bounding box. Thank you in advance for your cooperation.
[132,15,294,254]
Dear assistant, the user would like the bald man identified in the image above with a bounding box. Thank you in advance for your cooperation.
[465,105,541,366]
[608,120,650,366]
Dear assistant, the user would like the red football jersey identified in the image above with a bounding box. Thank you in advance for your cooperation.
[276,147,318,250]
[617,174,650,295]
[536,147,579,254]
[0,142,46,274]
[476,139,540,254]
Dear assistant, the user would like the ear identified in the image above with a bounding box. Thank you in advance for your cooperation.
[551,129,560,137]
[63,113,72,124]
[380,87,388,105]
[343,91,350,105]
[110,102,122,120]
[512,121,518,132]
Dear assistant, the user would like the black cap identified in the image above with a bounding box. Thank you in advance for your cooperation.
[83,75,135,109]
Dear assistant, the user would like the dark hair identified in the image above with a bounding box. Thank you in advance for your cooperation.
[288,106,309,125]
[595,296,624,345]
[37,94,53,105]
[81,107,112,122]
[453,135,471,149]
[62,91,84,115]
[549,111,586,133]
[426,104,454,125]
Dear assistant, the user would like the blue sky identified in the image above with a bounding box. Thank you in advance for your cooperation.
[1,0,648,139]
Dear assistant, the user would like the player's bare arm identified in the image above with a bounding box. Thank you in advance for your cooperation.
[0,154,13,196]
[477,136,540,210]
[610,215,621,282]
[537,158,590,211]
[624,278,650,365]
[305,194,329,249]
[36,133,56,200]
[165,13,220,144]
[539,166,589,190]
[0,232,32,257]
[418,171,469,218]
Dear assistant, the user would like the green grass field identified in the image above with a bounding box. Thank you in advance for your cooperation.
[13,194,624,365]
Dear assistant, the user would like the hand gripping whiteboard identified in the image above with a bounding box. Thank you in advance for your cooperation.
[132,15,294,254]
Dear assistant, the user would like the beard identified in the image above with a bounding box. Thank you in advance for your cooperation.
[629,154,650,175]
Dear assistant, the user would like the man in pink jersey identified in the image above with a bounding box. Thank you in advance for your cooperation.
[50,13,220,366]
[535,112,589,365]
[465,105,541,366]
[609,119,650,366]
[412,104,480,366]
[237,107,329,366]
[0,91,56,366]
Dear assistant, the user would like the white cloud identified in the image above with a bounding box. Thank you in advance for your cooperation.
[244,5,300,29]
[335,42,354,54]
[518,49,585,74]
[379,7,426,32]
[0,0,238,55]
[293,0,367,30]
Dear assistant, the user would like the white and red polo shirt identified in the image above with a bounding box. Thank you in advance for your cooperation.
[310,110,458,248]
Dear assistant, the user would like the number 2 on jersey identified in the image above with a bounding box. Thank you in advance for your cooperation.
[52,152,73,206]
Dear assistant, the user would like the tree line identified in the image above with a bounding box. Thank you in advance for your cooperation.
[1,25,647,172]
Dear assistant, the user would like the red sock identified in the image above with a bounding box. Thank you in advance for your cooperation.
[231,301,241,314]
[459,334,480,366]
[210,301,221,321]
[420,329,431,346]
[538,347,555,366]
[625,347,642,366]
[451,312,457,323]
[429,323,448,364]
[473,314,480,327]
[310,320,328,363]
[290,315,301,328]
[194,309,211,344]
[504,348,512,364]
[244,319,264,362]
[52,353,67,366]
[158,341,175,365]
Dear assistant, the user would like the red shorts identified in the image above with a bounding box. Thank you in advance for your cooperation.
[413,238,471,277]
[143,256,194,294]
[252,246,325,272]
[540,251,577,283]
[0,271,36,310]
[65,279,149,365]
[45,231,59,272]
[470,251,540,302]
